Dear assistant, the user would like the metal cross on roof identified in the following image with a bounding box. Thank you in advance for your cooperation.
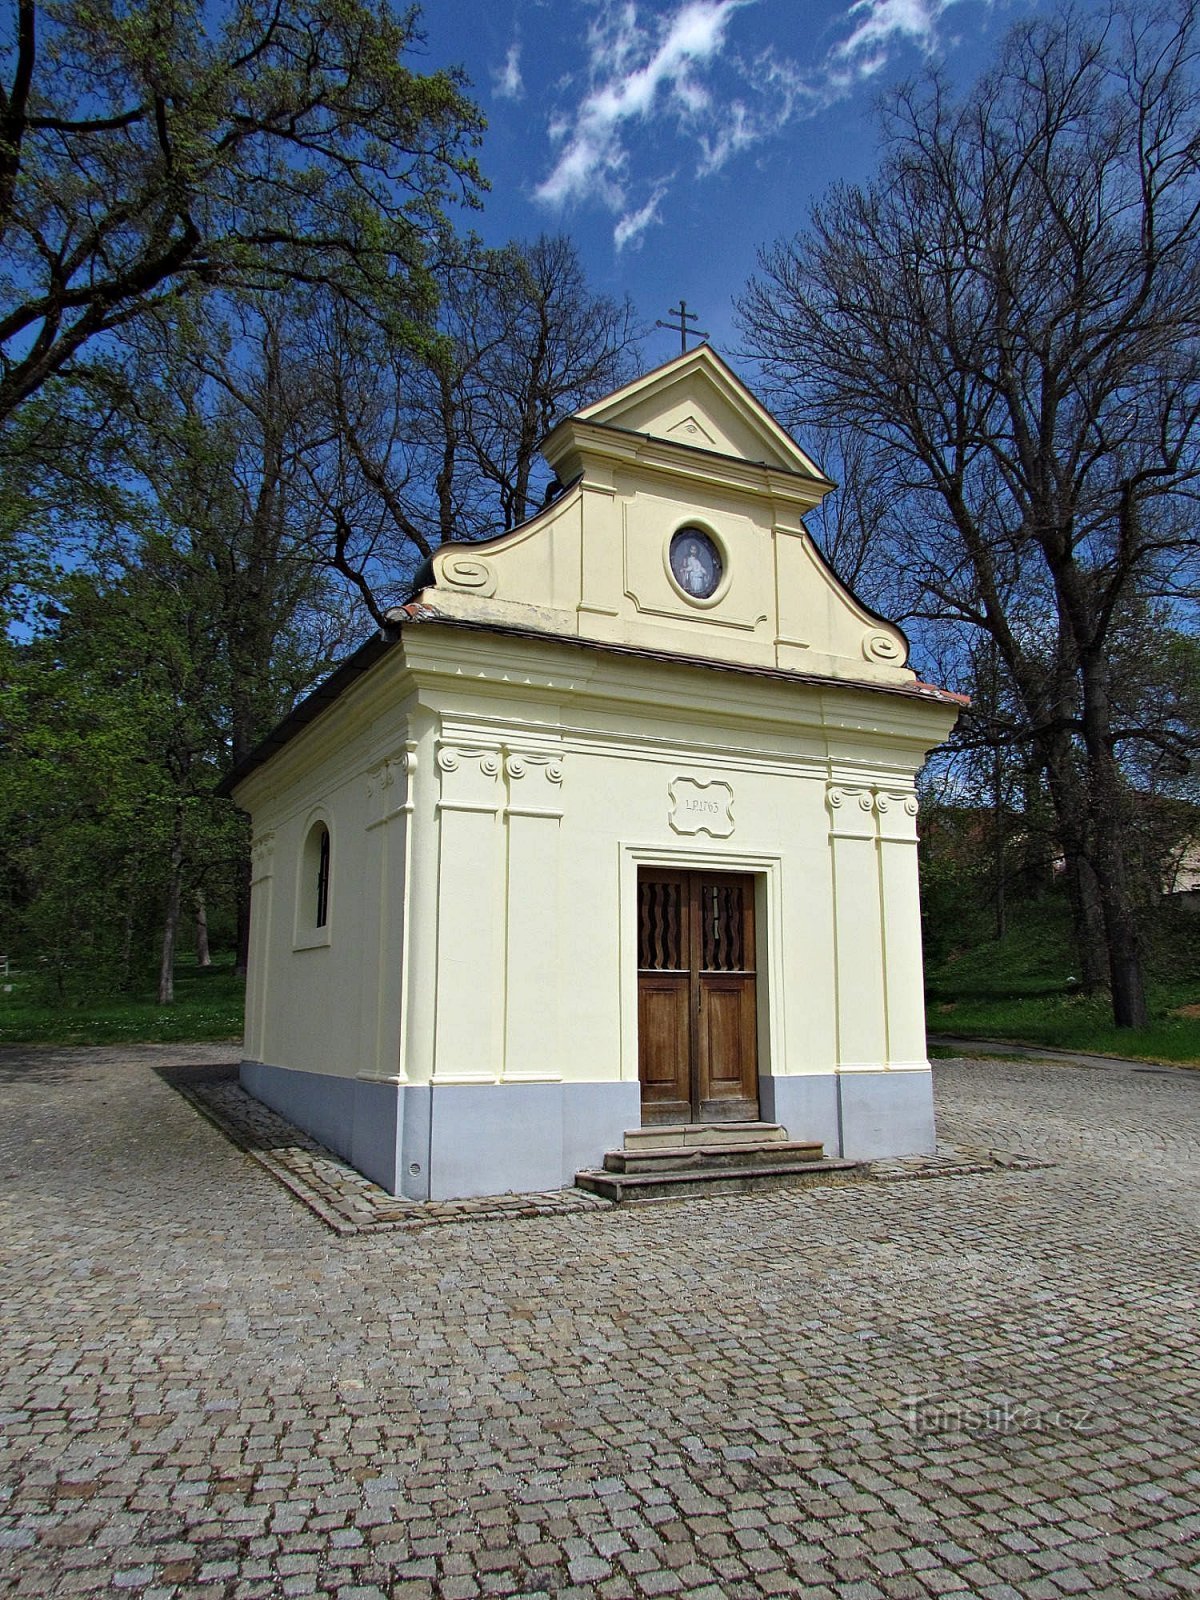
[656,299,709,356]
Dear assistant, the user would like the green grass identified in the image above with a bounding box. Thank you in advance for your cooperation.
[924,896,1200,1064]
[0,960,245,1047]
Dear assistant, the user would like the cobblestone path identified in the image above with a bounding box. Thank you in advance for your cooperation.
[2,1045,1198,1600]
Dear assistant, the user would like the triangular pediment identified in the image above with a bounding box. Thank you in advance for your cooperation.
[569,345,829,481]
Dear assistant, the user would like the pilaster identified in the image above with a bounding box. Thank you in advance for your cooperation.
[502,749,565,1080]
[245,830,275,1062]
[432,742,505,1081]
[360,744,416,1080]
[826,783,887,1071]
[875,787,927,1067]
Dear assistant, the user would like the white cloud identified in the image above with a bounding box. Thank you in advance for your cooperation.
[493,40,524,100]
[614,181,670,250]
[533,0,976,247]
[534,0,746,214]
[835,0,950,66]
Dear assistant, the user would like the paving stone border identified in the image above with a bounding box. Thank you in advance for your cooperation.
[164,1063,1049,1234]
[163,1062,610,1234]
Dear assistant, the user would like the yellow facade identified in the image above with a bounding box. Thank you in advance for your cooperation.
[230,347,962,1199]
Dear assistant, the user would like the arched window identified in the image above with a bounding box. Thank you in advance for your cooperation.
[315,826,330,928]
[296,818,333,947]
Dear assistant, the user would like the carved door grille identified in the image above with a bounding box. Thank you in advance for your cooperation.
[638,879,683,970]
[701,881,744,971]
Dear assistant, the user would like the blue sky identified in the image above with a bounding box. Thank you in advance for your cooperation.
[420,0,1050,372]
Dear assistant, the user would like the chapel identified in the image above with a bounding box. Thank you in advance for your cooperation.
[223,345,964,1200]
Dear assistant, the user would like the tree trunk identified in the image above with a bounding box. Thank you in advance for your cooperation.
[1078,651,1149,1028]
[1037,730,1108,993]
[1060,849,1108,993]
[119,906,136,992]
[991,744,1007,941]
[158,806,185,1005]
[234,853,251,978]
[195,888,212,969]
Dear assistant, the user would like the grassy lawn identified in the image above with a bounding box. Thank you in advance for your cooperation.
[0,960,244,1047]
[925,895,1200,1064]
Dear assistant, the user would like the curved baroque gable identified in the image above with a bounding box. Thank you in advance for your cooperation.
[422,345,912,688]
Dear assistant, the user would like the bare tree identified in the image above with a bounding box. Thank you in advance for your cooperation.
[740,2,1200,1026]
[294,234,643,617]
[458,235,642,530]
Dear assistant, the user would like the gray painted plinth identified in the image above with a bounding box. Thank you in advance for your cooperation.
[240,1060,640,1201]
[759,1073,841,1154]
[837,1069,936,1158]
[761,1069,935,1159]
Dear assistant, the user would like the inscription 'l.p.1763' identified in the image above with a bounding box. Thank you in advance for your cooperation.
[668,777,734,837]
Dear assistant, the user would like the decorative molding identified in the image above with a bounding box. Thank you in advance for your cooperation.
[826,784,875,813]
[366,748,412,795]
[862,628,906,665]
[440,555,497,597]
[875,789,919,818]
[504,752,565,785]
[874,787,920,841]
[666,414,717,448]
[436,801,501,816]
[250,830,276,884]
[503,750,565,822]
[625,585,769,632]
[668,777,735,838]
[435,741,504,820]
[366,747,416,829]
[437,745,501,778]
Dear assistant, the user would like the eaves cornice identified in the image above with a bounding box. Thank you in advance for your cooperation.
[542,417,835,512]
[224,610,966,805]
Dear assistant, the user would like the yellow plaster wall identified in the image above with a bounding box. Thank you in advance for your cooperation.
[236,625,956,1093]
[237,659,421,1085]
[234,348,960,1102]
[409,630,951,1091]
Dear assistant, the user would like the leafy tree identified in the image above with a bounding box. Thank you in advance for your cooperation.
[740,2,1200,1026]
[0,0,484,427]
[0,554,242,1001]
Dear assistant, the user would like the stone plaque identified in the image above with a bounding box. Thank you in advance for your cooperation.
[668,777,734,838]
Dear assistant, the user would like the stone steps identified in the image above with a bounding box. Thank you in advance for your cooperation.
[623,1119,790,1148]
[603,1138,825,1174]
[576,1119,860,1203]
[575,1156,861,1204]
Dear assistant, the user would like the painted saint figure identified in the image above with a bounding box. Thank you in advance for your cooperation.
[671,530,721,598]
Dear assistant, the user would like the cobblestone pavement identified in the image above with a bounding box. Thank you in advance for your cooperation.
[2,1044,1198,1600]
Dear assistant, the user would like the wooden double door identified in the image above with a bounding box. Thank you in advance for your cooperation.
[637,867,759,1125]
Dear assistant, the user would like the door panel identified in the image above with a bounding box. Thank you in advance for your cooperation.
[697,975,758,1118]
[638,975,691,1122]
[696,873,758,1119]
[637,867,759,1124]
[636,869,692,1125]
